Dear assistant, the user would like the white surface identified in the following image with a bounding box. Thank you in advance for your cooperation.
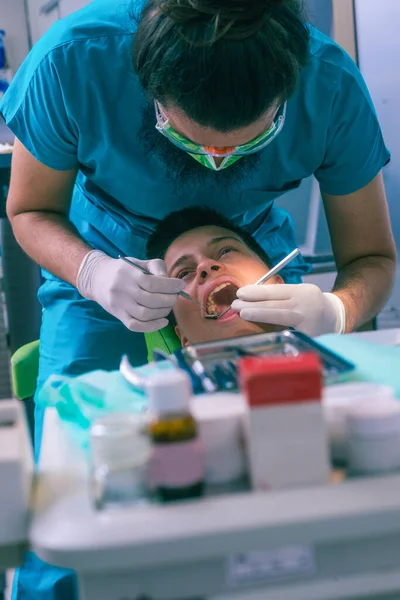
[27,0,92,45]
[31,409,400,599]
[29,4,57,46]
[0,400,33,548]
[0,0,30,70]
[298,178,321,256]
[355,0,400,248]
[351,328,400,345]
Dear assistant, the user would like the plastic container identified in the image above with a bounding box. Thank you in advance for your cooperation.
[347,396,400,475]
[147,369,204,502]
[90,413,150,510]
[323,383,395,464]
[190,392,248,488]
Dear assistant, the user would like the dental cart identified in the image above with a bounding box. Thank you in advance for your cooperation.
[3,329,400,600]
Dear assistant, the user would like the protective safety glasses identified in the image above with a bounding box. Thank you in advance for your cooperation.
[154,101,287,158]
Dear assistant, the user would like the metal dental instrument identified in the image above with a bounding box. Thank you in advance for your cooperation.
[119,354,147,391]
[205,247,301,320]
[253,247,301,285]
[118,255,208,312]
[152,349,178,365]
[185,347,217,392]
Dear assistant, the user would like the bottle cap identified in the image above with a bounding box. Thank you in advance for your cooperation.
[324,382,394,405]
[90,413,150,469]
[146,369,193,415]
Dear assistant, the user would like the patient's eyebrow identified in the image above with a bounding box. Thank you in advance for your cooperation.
[169,254,194,275]
[169,236,244,276]
[208,235,243,247]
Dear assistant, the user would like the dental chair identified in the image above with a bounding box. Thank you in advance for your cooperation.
[10,329,181,405]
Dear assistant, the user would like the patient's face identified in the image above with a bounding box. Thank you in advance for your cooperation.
[165,225,283,345]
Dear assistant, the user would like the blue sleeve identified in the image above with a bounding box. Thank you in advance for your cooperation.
[314,60,390,196]
[0,41,78,171]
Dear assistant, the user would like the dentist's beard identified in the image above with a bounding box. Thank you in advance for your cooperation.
[138,103,261,191]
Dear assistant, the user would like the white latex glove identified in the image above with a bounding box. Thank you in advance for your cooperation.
[231,283,346,337]
[77,250,185,333]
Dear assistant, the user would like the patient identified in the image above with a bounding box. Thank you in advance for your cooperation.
[146,207,285,345]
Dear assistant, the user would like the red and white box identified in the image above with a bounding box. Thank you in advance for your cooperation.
[239,353,330,491]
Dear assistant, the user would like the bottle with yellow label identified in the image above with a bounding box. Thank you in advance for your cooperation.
[147,369,204,502]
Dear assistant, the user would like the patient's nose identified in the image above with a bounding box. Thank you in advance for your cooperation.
[198,262,221,280]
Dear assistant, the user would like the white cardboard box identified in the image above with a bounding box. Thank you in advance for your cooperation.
[247,402,331,490]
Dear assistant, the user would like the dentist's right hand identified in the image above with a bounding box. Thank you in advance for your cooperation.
[77,250,185,332]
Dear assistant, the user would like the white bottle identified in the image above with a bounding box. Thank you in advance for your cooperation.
[347,396,400,475]
[90,412,151,510]
[323,382,395,464]
[190,392,248,487]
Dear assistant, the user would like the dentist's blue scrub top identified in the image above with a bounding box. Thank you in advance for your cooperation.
[0,1,390,599]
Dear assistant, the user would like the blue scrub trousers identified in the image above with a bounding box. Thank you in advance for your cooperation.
[12,277,148,600]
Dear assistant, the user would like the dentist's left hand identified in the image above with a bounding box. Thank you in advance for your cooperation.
[231,283,346,337]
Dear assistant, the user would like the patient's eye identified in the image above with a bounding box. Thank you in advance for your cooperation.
[177,269,194,280]
[218,246,238,258]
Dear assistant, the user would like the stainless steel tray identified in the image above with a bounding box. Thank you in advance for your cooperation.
[174,330,355,393]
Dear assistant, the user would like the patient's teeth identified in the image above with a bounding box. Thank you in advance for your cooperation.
[205,281,234,315]
[207,282,229,304]
[206,299,217,315]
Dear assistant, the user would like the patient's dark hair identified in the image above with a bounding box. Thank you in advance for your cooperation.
[146,206,272,265]
[133,0,309,131]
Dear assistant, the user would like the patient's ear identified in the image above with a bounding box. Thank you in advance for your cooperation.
[175,325,189,347]
[276,275,284,284]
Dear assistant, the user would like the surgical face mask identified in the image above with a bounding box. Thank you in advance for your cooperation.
[154,102,287,171]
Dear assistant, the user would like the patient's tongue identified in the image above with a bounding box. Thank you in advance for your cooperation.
[212,285,238,311]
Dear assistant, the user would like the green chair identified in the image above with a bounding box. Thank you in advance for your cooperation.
[11,339,40,401]
[10,327,181,402]
[145,327,182,362]
[11,339,40,442]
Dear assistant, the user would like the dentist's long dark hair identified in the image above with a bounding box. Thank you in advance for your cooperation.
[133,0,309,131]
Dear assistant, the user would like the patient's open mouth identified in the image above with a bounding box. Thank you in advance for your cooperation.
[206,282,239,316]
